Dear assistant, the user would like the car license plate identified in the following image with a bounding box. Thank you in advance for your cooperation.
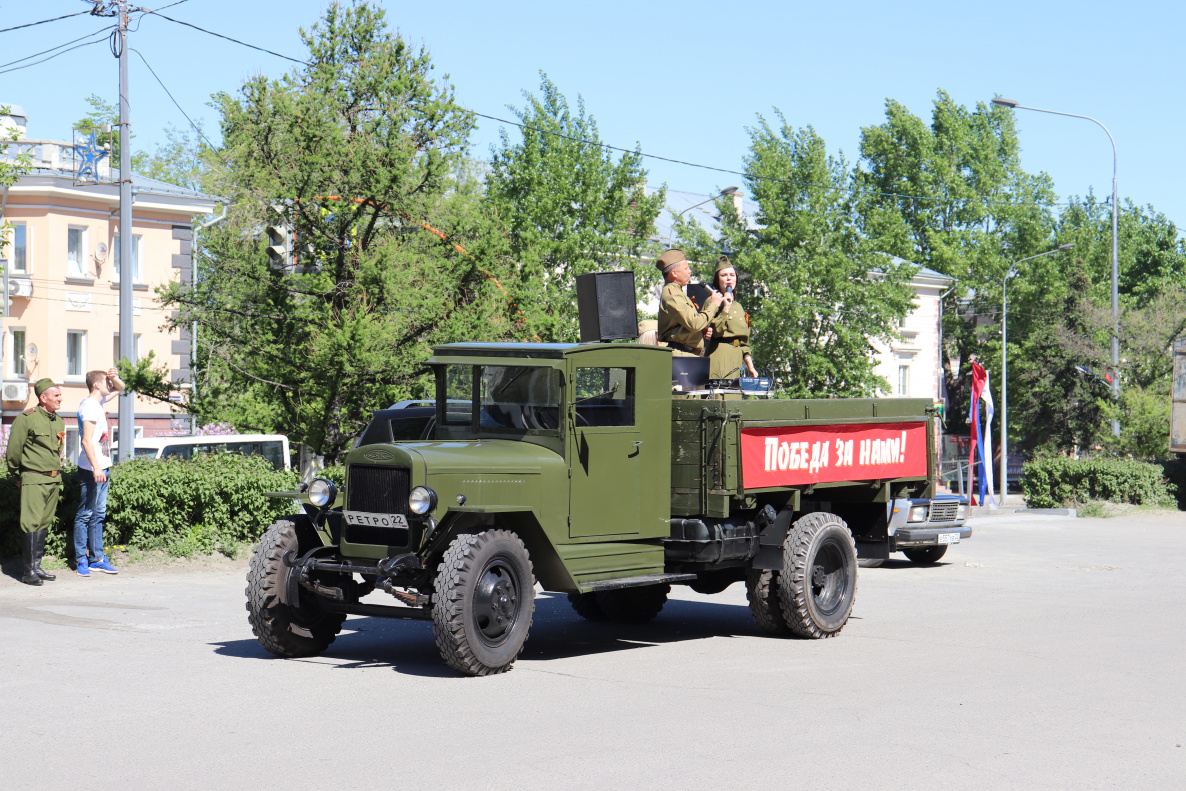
[344,511,408,529]
[937,532,960,545]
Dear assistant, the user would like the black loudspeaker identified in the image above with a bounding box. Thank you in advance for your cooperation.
[686,282,712,310]
[576,271,638,342]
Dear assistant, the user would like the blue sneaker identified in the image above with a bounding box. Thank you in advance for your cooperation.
[90,557,119,575]
[76,560,91,577]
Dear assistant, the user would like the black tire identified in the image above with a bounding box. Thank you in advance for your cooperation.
[568,592,606,621]
[596,584,669,623]
[779,512,858,639]
[245,518,346,658]
[746,568,791,636]
[689,570,738,595]
[432,530,535,676]
[903,545,948,564]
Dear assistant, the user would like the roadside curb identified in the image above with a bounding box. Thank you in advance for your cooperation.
[970,506,1077,518]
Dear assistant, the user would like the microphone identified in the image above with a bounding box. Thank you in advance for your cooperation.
[725,285,733,297]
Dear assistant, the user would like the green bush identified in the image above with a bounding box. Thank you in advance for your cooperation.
[1022,457,1178,509]
[1,454,299,560]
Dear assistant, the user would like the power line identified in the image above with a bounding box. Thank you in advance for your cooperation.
[0,9,90,34]
[143,12,307,64]
[130,48,231,168]
[0,25,114,71]
[0,36,110,76]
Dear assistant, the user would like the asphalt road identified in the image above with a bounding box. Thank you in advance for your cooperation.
[2,510,1184,790]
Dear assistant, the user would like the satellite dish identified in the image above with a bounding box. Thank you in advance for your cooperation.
[25,343,38,360]
[95,241,109,263]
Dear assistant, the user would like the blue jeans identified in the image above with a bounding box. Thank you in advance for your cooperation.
[74,468,110,565]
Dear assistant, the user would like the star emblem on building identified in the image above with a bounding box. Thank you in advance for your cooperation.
[74,131,108,183]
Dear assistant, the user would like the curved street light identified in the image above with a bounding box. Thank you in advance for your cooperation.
[992,97,1120,437]
[670,186,739,240]
[1001,243,1075,503]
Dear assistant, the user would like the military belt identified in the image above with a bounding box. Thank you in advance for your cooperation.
[23,468,60,478]
[666,341,703,356]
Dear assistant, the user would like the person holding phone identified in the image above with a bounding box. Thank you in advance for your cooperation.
[74,367,124,576]
[706,256,758,379]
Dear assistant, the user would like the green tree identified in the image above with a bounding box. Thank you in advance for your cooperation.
[856,91,1058,431]
[160,1,513,461]
[678,113,916,397]
[1,105,33,260]
[486,73,665,342]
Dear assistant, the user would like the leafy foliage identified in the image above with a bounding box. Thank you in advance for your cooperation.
[0,455,298,559]
[1022,456,1176,509]
[160,1,515,461]
[486,73,665,341]
[678,113,916,397]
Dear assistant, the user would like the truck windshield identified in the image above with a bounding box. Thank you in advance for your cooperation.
[441,364,562,432]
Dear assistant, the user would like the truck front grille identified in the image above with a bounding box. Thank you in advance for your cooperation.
[346,465,410,515]
[928,500,959,522]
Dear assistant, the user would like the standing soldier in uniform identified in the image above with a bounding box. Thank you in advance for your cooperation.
[656,248,723,357]
[706,255,759,379]
[6,378,65,586]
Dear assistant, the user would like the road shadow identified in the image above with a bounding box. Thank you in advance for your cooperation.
[213,591,767,678]
[860,559,952,570]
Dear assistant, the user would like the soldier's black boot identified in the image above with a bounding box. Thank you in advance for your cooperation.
[20,531,43,586]
[33,529,55,581]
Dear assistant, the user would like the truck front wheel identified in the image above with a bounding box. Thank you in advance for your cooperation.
[245,517,346,658]
[903,545,947,564]
[779,513,858,639]
[432,530,535,676]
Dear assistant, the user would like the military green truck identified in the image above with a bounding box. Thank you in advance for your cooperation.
[246,342,970,676]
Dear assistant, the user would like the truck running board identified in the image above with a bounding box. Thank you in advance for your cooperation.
[580,573,698,593]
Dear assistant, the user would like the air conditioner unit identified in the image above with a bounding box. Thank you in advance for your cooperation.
[2,382,29,402]
[8,278,32,298]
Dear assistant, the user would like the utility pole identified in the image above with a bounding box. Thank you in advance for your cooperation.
[116,0,134,461]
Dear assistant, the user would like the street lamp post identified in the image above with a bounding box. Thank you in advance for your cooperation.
[1001,243,1075,503]
[670,186,739,239]
[992,97,1120,437]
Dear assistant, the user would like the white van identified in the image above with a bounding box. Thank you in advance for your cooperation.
[113,434,291,471]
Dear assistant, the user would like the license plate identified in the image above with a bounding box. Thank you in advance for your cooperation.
[344,511,408,529]
[937,532,960,545]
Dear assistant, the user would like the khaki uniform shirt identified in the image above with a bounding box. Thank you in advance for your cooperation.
[6,406,65,486]
[658,283,721,356]
[707,300,752,379]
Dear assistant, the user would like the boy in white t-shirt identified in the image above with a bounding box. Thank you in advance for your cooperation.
[74,368,124,576]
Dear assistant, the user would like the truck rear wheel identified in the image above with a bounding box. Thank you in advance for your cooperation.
[746,569,791,636]
[779,513,858,639]
[903,545,947,564]
[245,517,346,658]
[432,530,535,676]
[567,592,606,621]
[596,584,669,623]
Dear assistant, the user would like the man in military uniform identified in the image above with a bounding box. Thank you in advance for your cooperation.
[656,248,722,357]
[6,378,65,586]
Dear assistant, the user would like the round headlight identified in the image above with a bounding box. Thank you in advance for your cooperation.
[409,486,437,515]
[308,478,337,508]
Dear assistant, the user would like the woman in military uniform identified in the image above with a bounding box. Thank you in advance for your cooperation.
[705,256,758,380]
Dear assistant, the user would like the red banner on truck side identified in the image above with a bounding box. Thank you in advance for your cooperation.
[740,422,928,489]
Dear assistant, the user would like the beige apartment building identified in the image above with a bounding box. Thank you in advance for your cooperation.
[1,105,217,460]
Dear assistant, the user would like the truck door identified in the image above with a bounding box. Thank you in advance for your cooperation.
[568,361,643,538]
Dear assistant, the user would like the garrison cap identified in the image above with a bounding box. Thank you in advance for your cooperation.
[34,378,58,396]
[655,248,687,274]
[714,255,734,274]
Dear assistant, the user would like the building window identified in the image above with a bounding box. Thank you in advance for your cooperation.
[68,226,88,278]
[113,234,142,282]
[113,333,141,364]
[9,328,26,377]
[67,330,86,379]
[64,426,79,463]
[897,365,910,396]
[4,223,28,274]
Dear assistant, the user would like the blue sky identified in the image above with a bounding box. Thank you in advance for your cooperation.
[5,0,1183,227]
